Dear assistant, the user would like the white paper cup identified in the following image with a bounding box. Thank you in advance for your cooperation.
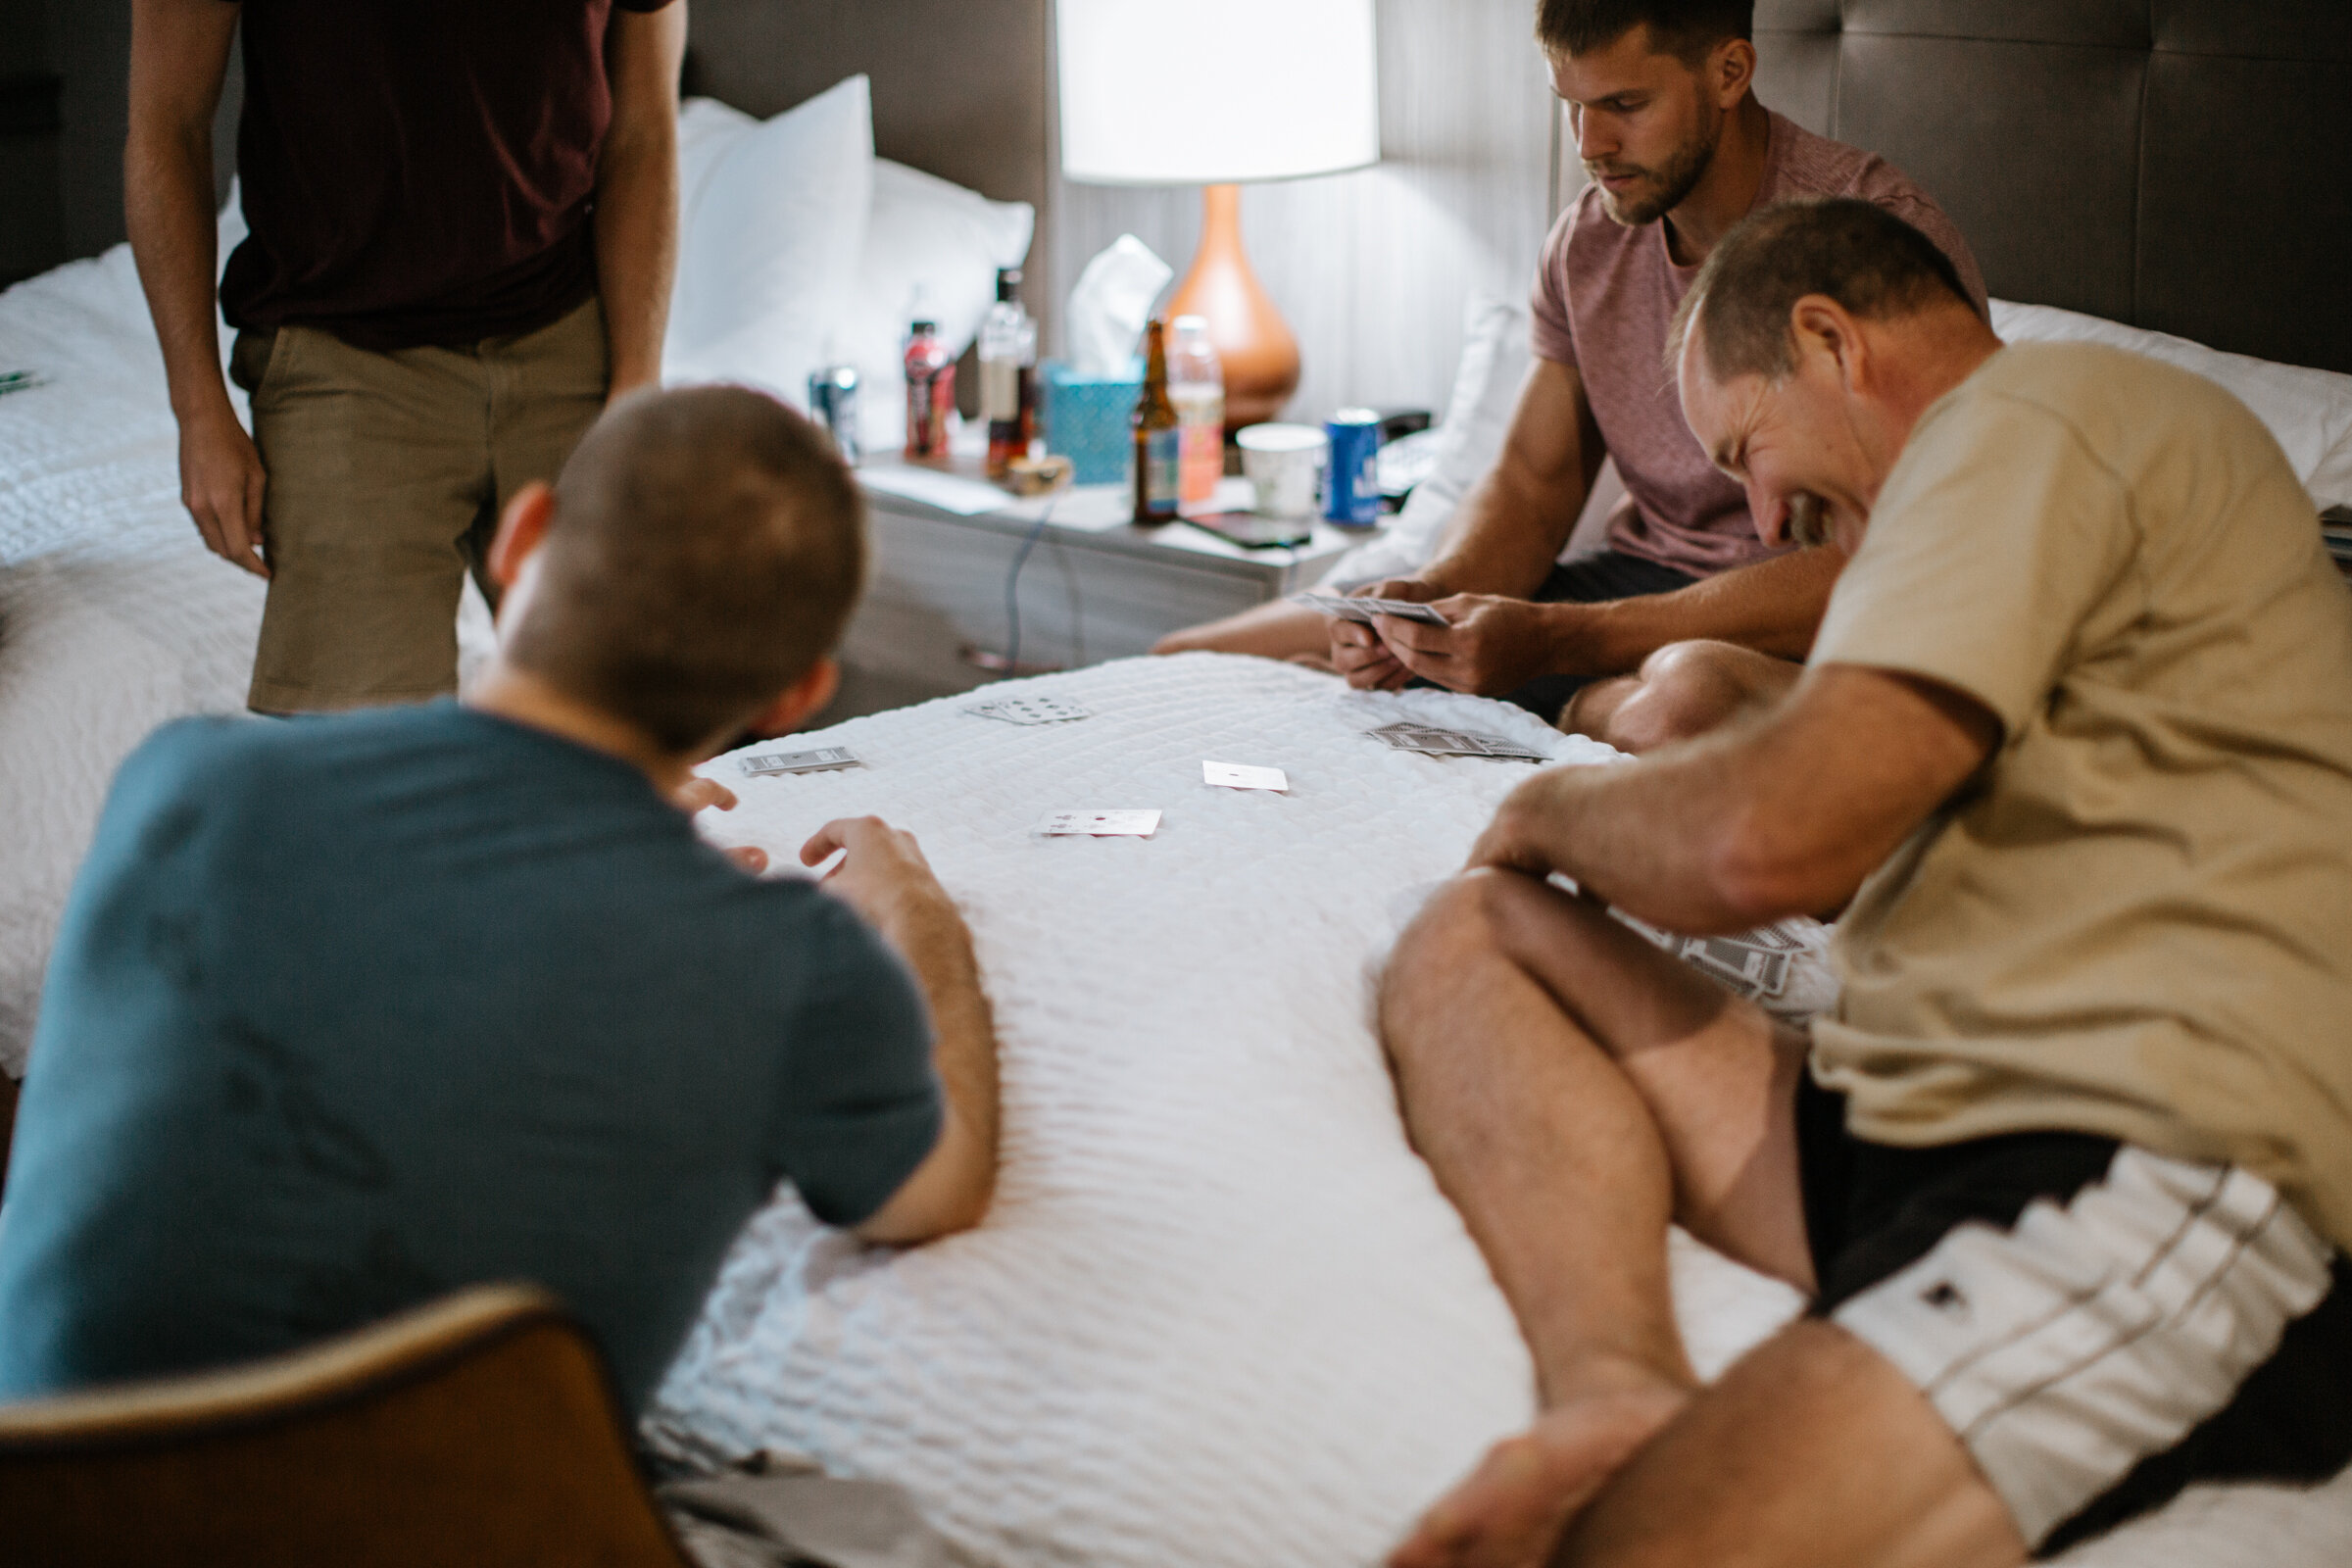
[1237,423,1328,518]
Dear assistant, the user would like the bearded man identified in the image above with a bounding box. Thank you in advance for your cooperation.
[1155,0,1984,753]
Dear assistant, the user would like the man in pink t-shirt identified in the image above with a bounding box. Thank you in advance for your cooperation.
[1156,0,1984,752]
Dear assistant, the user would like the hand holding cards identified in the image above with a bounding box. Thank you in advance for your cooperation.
[1293,591,1450,627]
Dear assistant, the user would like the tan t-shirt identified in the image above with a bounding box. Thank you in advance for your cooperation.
[1810,342,2352,1250]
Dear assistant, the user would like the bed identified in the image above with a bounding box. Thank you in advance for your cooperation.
[644,652,2352,1567]
[5,2,2352,1563]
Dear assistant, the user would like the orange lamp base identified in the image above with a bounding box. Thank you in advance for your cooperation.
[1162,183,1299,431]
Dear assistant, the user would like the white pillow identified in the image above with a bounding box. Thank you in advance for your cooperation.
[676,96,757,218]
[662,75,874,409]
[1991,300,2352,513]
[1323,290,1531,589]
[842,160,1036,454]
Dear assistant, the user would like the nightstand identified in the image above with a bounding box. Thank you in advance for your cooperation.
[835,459,1362,709]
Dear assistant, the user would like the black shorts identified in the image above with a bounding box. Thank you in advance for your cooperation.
[1497,551,1697,717]
[1792,1076,2352,1555]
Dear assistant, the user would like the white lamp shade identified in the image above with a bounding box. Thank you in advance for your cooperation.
[1056,0,1380,185]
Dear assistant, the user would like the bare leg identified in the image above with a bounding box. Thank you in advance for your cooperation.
[1381,869,1813,1568]
[1152,599,1333,664]
[1560,640,1800,754]
[1559,1319,2026,1568]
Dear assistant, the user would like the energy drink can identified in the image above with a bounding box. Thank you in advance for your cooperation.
[807,364,862,466]
[1323,407,1383,526]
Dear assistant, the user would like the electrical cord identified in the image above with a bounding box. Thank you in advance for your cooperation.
[1000,493,1060,680]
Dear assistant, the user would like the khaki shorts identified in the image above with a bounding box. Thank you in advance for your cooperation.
[231,298,609,713]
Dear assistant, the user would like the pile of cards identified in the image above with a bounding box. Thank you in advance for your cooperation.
[966,694,1094,726]
[1293,592,1450,627]
[1365,721,1547,762]
[740,746,862,777]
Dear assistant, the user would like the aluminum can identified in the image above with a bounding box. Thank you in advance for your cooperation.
[1323,407,1383,526]
[807,364,862,466]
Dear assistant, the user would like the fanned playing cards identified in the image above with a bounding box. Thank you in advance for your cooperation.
[966,694,1094,725]
[1294,591,1450,626]
[1364,720,1547,762]
[1614,912,1807,1002]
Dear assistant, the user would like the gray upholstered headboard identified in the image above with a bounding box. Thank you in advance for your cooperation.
[680,0,1057,348]
[1752,1,2352,375]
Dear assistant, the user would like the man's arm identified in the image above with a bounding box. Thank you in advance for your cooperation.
[1373,544,1845,698]
[1465,662,2000,933]
[125,0,266,576]
[1333,357,1600,690]
[798,816,999,1245]
[595,2,685,401]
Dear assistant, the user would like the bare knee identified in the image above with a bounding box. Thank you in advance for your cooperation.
[1380,870,1528,1060]
[1589,641,1789,755]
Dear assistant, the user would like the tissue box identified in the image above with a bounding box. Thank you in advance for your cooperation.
[1042,361,1141,486]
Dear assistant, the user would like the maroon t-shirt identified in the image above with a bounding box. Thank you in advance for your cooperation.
[1531,112,1987,576]
[219,0,673,351]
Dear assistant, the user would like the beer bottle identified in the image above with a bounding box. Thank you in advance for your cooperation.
[1132,318,1181,525]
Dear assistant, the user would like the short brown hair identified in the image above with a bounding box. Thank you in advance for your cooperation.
[1671,197,1976,382]
[507,384,866,754]
[1535,0,1750,65]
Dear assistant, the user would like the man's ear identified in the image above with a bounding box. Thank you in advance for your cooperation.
[486,481,557,592]
[742,658,842,740]
[1790,295,1867,393]
[1709,36,1756,109]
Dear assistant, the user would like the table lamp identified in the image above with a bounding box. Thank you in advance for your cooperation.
[1056,0,1380,428]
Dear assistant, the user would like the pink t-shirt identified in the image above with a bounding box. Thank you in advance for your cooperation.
[1531,112,1987,576]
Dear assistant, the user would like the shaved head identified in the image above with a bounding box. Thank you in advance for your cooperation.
[506,385,866,753]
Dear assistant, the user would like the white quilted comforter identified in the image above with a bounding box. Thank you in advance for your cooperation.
[657,654,2352,1568]
[0,247,265,1074]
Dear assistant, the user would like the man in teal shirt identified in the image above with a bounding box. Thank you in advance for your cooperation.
[0,386,1003,1413]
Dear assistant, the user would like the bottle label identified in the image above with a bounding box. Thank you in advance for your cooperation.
[980,359,1022,422]
[1140,427,1181,514]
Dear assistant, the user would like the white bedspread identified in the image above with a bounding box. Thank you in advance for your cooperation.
[658,653,2352,1567]
[0,248,265,1074]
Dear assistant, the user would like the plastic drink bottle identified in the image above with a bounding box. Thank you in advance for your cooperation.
[1167,315,1225,508]
[1132,318,1181,524]
[904,318,955,461]
[978,268,1037,477]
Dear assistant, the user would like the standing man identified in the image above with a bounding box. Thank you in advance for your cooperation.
[1379,200,2352,1568]
[1155,0,1984,752]
[125,0,683,713]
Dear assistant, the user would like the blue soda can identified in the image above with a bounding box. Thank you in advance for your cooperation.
[1324,407,1383,526]
[807,364,862,466]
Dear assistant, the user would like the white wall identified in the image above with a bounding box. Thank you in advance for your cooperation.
[1050,0,1573,425]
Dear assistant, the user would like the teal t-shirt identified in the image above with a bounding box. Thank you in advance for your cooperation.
[0,703,941,1412]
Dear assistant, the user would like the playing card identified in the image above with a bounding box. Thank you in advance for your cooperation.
[1202,760,1290,792]
[1364,720,1546,761]
[1292,591,1450,626]
[1039,809,1162,837]
[1609,911,1794,1001]
[739,746,861,776]
[965,694,1094,725]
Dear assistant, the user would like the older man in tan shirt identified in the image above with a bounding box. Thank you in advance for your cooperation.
[1381,197,2352,1568]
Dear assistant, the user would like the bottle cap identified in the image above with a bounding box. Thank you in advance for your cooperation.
[910,319,938,334]
[996,268,1023,300]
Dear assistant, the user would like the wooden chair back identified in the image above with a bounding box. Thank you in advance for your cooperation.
[0,1282,692,1567]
